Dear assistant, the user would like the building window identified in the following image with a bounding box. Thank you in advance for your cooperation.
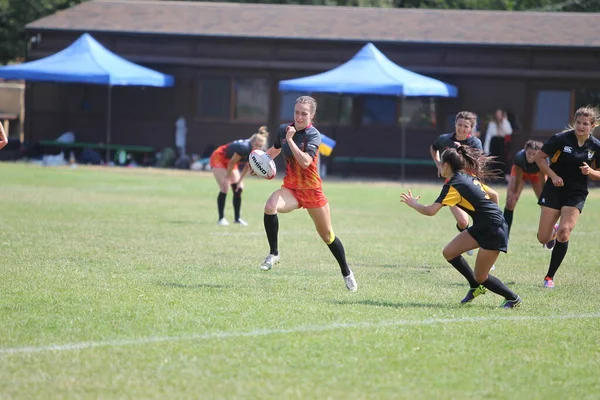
[279,91,304,121]
[362,96,396,125]
[534,90,572,131]
[313,94,353,125]
[234,78,269,121]
[401,97,437,128]
[574,88,600,110]
[198,77,231,118]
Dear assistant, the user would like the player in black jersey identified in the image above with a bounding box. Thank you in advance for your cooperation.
[534,106,600,288]
[503,140,546,237]
[209,126,268,226]
[403,145,521,308]
[431,112,495,257]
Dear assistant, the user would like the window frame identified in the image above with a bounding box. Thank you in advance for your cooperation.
[532,88,574,133]
[194,74,271,123]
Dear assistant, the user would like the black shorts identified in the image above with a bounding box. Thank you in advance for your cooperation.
[537,180,587,212]
[467,222,509,253]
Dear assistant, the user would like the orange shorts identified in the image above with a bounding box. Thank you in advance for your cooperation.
[511,165,539,183]
[210,147,236,169]
[285,186,328,209]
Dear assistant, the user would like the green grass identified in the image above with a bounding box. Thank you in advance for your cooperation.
[1,163,599,399]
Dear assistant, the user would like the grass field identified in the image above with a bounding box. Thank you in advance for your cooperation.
[1,163,599,400]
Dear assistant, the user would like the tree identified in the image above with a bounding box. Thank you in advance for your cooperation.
[0,0,87,65]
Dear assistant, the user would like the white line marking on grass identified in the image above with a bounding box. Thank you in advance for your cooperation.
[2,312,599,355]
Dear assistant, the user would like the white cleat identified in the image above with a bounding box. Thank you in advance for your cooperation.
[466,249,475,256]
[260,254,280,271]
[344,270,358,292]
[217,218,230,226]
[234,219,249,226]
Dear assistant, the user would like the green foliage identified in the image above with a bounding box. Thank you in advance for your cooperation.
[0,0,87,64]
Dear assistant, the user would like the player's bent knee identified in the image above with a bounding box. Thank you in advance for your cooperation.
[557,227,571,242]
[318,230,332,243]
[264,201,277,214]
[474,271,488,283]
[442,246,455,261]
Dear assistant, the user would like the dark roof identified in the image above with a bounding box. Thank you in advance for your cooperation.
[27,0,600,48]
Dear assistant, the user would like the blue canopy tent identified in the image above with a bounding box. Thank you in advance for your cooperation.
[279,43,458,180]
[0,33,174,160]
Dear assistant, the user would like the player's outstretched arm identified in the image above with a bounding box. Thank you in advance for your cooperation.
[400,190,443,216]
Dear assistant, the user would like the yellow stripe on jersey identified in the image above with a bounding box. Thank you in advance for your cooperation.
[551,150,561,164]
[442,185,477,211]
[441,186,462,207]
[457,197,475,211]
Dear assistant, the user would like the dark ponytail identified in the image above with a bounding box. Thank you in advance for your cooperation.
[441,144,498,182]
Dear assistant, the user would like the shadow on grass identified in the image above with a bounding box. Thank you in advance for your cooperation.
[157,282,232,290]
[164,220,197,225]
[447,280,517,287]
[353,263,446,270]
[328,299,471,310]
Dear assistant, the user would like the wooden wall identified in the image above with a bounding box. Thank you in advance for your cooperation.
[23,30,600,176]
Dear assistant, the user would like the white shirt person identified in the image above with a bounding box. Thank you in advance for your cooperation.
[483,110,513,154]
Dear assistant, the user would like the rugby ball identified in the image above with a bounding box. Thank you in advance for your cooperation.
[249,149,276,180]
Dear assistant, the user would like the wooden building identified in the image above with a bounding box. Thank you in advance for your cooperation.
[23,0,600,176]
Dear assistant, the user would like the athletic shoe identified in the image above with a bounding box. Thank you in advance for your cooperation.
[217,218,230,226]
[544,277,555,288]
[234,219,248,226]
[259,254,280,271]
[343,270,358,292]
[460,285,486,304]
[490,264,496,271]
[466,249,475,256]
[544,224,559,250]
[501,296,522,309]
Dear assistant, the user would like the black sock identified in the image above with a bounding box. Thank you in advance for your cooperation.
[327,237,351,277]
[546,241,569,279]
[503,208,514,237]
[232,185,242,221]
[456,223,467,233]
[264,213,279,256]
[481,275,518,300]
[448,256,479,288]
[217,192,227,220]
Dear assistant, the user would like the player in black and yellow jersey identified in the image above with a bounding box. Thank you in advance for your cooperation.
[430,111,484,251]
[402,145,521,308]
[534,106,600,288]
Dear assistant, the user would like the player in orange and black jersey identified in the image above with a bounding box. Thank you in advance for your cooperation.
[534,106,600,288]
[402,145,522,308]
[503,140,546,237]
[210,127,268,226]
[253,96,357,292]
[0,123,7,150]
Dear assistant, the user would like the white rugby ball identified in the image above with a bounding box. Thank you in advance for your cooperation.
[249,149,276,180]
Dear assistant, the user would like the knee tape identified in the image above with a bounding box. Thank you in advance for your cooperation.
[326,230,335,245]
